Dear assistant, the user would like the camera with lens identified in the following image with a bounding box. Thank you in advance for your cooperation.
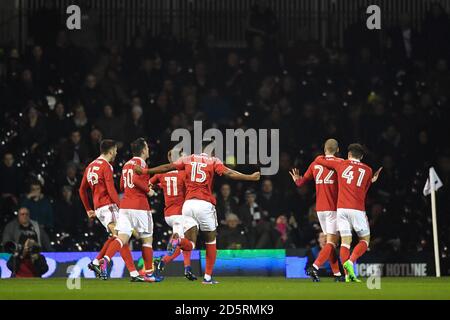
[4,239,41,255]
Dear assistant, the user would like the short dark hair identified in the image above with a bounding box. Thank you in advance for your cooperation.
[131,138,147,157]
[348,143,365,159]
[100,139,117,154]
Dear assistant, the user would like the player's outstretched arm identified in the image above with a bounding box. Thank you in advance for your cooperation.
[223,168,261,181]
[289,168,301,182]
[315,155,339,171]
[289,167,313,187]
[371,167,383,183]
[134,163,176,175]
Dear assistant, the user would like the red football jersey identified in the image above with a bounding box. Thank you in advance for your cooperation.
[149,170,186,217]
[79,157,120,211]
[315,156,373,211]
[296,155,341,211]
[120,157,151,211]
[173,153,228,206]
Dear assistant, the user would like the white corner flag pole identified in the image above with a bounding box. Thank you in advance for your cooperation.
[425,167,443,277]
[430,182,441,278]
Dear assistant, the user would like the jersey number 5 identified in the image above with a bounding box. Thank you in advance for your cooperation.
[342,166,366,187]
[87,166,100,186]
[190,162,207,182]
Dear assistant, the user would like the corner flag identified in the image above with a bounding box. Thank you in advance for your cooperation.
[423,166,443,277]
[423,167,443,196]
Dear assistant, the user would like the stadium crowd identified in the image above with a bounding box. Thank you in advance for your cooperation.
[0,3,449,272]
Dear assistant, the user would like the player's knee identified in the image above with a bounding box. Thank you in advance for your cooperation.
[203,230,216,243]
[359,235,370,245]
[140,234,153,243]
[107,223,116,234]
[117,233,130,245]
[327,234,339,246]
[340,235,352,246]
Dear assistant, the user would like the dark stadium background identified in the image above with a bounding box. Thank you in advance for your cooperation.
[0,0,449,275]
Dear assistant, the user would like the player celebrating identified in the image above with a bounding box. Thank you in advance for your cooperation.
[315,143,382,282]
[135,141,261,284]
[78,139,143,282]
[101,138,162,282]
[149,149,199,281]
[289,138,343,282]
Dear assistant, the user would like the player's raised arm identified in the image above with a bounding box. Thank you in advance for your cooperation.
[119,170,125,193]
[371,167,383,183]
[132,172,151,195]
[290,165,314,188]
[315,155,339,171]
[78,171,94,218]
[134,163,177,175]
[222,168,261,181]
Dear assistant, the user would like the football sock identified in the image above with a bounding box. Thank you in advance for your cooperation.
[104,237,123,262]
[120,244,137,273]
[142,243,153,274]
[313,242,334,269]
[183,250,191,268]
[350,240,369,263]
[205,240,217,278]
[340,245,350,264]
[329,247,341,276]
[96,236,115,261]
[180,238,194,251]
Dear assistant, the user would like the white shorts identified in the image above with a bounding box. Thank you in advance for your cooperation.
[182,199,217,232]
[317,211,337,235]
[116,208,153,238]
[337,208,370,237]
[95,204,119,231]
[165,215,198,237]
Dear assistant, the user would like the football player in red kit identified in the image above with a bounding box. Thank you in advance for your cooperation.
[289,139,344,282]
[149,149,199,281]
[135,141,260,284]
[79,140,143,281]
[101,138,163,282]
[315,143,382,282]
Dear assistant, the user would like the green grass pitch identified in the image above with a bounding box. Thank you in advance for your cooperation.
[1,277,449,300]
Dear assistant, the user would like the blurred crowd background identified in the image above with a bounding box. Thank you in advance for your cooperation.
[0,1,449,272]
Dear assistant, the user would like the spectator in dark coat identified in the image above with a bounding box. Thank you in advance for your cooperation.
[48,102,72,144]
[238,189,273,248]
[94,104,124,143]
[217,213,249,249]
[216,183,239,225]
[19,106,47,154]
[54,186,83,234]
[20,181,54,228]
[257,178,282,220]
[80,74,106,119]
[59,130,89,169]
